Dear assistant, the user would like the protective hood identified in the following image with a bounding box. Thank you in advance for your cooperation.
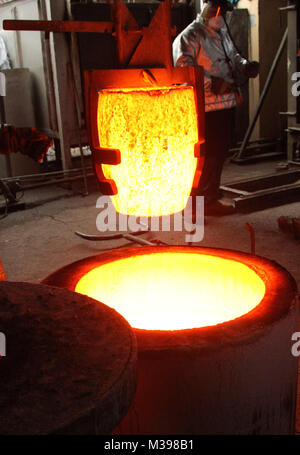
[207,15,226,31]
[203,0,235,12]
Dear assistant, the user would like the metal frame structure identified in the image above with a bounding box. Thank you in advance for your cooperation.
[222,0,300,212]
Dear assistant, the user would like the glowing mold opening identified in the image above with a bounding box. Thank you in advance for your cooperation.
[75,252,266,331]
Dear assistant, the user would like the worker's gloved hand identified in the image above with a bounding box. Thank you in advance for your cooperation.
[245,61,259,78]
[211,76,234,95]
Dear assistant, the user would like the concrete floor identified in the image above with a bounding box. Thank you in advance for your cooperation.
[1,157,300,433]
[2,158,299,284]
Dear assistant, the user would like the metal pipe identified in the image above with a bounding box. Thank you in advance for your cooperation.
[74,230,148,241]
[122,233,155,246]
[233,28,288,162]
[75,230,154,246]
[0,86,13,178]
[1,167,93,183]
[67,62,89,196]
[3,20,114,34]
[12,172,94,191]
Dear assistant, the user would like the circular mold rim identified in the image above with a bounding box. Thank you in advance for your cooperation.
[42,246,298,352]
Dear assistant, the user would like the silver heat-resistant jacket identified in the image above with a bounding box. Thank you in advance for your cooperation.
[172,14,249,112]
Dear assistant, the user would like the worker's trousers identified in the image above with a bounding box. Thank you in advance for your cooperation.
[196,107,235,205]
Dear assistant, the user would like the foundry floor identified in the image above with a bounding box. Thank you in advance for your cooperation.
[1,157,300,434]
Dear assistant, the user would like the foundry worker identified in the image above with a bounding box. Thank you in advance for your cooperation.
[173,0,259,216]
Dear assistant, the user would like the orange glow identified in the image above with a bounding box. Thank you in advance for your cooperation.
[75,252,266,331]
[216,6,221,17]
[97,86,199,216]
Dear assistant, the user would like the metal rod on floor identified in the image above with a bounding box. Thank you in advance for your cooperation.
[122,233,155,246]
[1,167,92,182]
[232,28,288,162]
[75,230,155,246]
[18,172,94,190]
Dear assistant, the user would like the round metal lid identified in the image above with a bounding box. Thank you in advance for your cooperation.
[0,281,137,434]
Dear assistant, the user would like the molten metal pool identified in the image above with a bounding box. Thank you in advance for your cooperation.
[97,86,199,217]
[75,252,265,330]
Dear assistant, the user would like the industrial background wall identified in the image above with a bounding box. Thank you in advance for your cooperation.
[0,0,50,177]
[259,0,287,141]
[228,8,250,144]
[0,0,50,132]
[237,0,287,142]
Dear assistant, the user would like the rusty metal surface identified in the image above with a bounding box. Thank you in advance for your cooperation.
[3,19,114,33]
[123,0,174,69]
[3,0,175,69]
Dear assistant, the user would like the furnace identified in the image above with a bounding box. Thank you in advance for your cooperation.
[43,246,299,435]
